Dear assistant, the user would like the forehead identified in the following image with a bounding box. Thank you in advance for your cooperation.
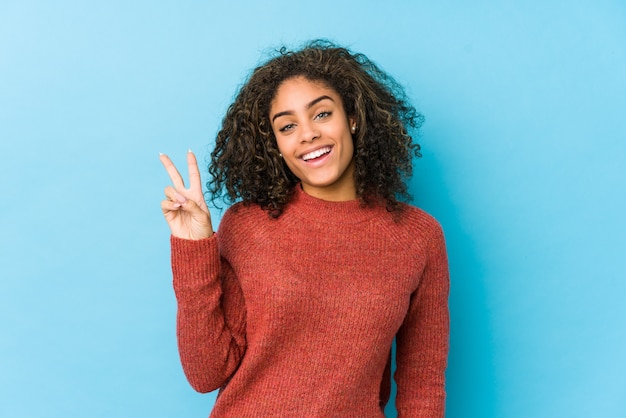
[270,76,340,109]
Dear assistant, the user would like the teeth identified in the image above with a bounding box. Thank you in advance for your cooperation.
[302,146,331,161]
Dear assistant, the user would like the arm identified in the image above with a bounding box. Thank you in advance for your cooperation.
[160,151,246,392]
[171,234,247,393]
[395,224,450,417]
[379,349,392,410]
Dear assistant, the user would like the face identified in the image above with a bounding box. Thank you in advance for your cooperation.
[269,76,357,201]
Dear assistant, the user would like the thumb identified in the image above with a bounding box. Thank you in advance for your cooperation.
[173,192,205,217]
[180,197,205,217]
[179,196,213,235]
[178,195,207,217]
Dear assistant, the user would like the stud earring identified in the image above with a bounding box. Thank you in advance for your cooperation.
[351,126,357,134]
[279,153,283,158]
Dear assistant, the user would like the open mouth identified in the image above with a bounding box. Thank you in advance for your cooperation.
[302,146,332,162]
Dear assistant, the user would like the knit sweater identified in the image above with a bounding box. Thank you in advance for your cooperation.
[170,185,450,417]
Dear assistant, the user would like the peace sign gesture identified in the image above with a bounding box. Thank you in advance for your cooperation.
[160,151,214,240]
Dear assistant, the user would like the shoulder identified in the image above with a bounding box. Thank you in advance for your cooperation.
[216,202,275,251]
[219,201,267,234]
[389,203,442,234]
[398,203,441,229]
[376,203,445,250]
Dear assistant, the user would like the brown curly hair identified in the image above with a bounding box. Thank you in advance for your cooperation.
[208,39,423,217]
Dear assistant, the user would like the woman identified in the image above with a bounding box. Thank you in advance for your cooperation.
[160,40,449,417]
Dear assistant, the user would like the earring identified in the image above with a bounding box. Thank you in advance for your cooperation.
[351,125,357,134]
[279,153,283,158]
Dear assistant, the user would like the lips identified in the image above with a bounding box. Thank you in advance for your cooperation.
[301,146,332,161]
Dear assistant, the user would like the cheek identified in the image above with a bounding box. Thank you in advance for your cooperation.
[274,139,297,167]
[275,138,288,155]
[343,134,355,157]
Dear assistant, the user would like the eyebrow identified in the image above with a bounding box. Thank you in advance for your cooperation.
[271,95,335,123]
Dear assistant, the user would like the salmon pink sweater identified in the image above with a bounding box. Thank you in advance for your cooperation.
[171,186,449,417]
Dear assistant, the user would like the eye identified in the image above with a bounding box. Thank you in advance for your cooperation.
[314,111,332,120]
[279,123,296,133]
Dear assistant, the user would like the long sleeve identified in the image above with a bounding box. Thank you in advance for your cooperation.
[167,189,449,416]
[394,224,450,417]
[171,234,247,393]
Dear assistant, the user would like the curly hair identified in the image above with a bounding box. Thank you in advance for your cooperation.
[208,39,423,217]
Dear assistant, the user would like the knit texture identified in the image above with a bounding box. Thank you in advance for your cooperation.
[171,186,449,417]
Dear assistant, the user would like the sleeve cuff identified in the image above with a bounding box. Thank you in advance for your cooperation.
[171,234,220,292]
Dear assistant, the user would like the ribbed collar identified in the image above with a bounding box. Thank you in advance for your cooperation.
[284,184,383,225]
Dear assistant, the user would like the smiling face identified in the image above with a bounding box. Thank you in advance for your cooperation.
[270,76,357,201]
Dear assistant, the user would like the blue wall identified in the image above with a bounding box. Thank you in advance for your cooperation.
[1,1,625,417]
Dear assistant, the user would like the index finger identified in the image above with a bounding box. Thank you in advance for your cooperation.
[159,153,186,190]
[187,150,203,194]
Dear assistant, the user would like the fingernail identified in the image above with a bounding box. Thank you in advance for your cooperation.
[188,149,192,153]
[174,192,187,204]
[173,203,181,208]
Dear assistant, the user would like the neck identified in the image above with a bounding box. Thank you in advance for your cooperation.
[301,183,357,202]
[300,160,357,202]
[286,184,381,225]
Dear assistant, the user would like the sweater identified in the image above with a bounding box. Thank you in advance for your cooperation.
[170,185,450,417]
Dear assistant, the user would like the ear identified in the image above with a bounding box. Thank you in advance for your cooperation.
[349,116,357,133]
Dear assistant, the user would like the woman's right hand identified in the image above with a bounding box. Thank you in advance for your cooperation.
[160,151,214,240]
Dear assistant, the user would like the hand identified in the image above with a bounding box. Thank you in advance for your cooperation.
[160,151,214,240]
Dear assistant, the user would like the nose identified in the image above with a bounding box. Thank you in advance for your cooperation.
[299,120,320,143]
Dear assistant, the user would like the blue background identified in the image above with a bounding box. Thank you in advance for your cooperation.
[1,1,625,417]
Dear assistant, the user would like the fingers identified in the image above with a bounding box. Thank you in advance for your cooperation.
[159,153,186,190]
[163,185,187,206]
[161,197,181,214]
[160,193,214,239]
[182,200,214,238]
[160,151,203,195]
[163,185,207,216]
[160,195,199,215]
[161,187,183,218]
[186,151,203,194]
